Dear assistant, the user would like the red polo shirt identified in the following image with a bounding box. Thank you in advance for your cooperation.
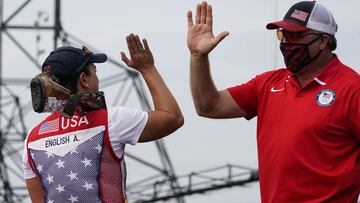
[228,55,360,203]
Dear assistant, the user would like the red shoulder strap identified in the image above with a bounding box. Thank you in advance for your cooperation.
[88,109,122,161]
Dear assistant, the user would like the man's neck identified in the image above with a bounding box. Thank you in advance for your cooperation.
[295,53,333,88]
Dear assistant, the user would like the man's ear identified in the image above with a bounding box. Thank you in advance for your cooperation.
[320,35,330,50]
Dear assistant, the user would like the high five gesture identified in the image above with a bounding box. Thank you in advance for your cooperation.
[187,1,246,119]
[187,1,229,56]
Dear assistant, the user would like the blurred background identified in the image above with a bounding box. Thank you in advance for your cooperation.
[0,0,359,202]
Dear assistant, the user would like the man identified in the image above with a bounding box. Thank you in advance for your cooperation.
[23,34,184,203]
[187,1,359,202]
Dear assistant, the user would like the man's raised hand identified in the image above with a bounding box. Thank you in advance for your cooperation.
[187,1,229,56]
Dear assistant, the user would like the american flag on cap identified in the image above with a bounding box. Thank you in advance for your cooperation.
[291,9,309,22]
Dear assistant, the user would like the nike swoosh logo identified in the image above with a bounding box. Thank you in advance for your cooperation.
[271,87,285,92]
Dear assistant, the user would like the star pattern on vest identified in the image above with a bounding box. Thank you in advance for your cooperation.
[55,159,65,169]
[29,131,106,202]
[46,174,54,184]
[68,195,79,203]
[82,181,94,191]
[67,171,78,181]
[56,184,65,193]
[81,157,92,167]
[46,151,55,158]
[94,143,102,153]
[36,164,43,173]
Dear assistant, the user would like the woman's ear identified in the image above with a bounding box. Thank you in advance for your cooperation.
[78,72,89,89]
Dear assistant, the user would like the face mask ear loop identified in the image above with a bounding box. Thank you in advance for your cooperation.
[303,34,324,66]
[306,48,323,67]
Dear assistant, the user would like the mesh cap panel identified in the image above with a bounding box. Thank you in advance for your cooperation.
[307,2,337,35]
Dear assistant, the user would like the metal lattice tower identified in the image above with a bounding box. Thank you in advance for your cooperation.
[0,1,184,202]
[0,1,258,202]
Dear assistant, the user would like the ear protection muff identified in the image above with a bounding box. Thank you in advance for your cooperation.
[30,73,106,118]
[30,73,71,114]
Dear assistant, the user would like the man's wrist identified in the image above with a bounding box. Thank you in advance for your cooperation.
[191,53,208,61]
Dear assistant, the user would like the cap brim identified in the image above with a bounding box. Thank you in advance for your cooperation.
[89,53,107,64]
[266,20,309,32]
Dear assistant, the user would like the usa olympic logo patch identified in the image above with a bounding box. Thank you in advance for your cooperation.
[316,89,335,107]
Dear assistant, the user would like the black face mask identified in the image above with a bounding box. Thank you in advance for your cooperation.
[280,35,322,73]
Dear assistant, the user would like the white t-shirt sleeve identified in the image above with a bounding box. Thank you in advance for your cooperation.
[108,106,148,156]
[22,137,37,179]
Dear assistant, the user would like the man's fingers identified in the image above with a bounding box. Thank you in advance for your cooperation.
[187,11,193,28]
[206,4,212,27]
[200,1,207,24]
[214,31,230,45]
[195,3,201,24]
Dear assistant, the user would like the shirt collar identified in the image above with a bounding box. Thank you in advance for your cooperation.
[312,54,341,86]
[287,54,341,86]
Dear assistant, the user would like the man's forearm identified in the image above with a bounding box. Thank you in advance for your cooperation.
[190,54,220,115]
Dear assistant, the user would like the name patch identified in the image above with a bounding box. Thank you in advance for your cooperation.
[28,125,105,157]
[45,135,80,148]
